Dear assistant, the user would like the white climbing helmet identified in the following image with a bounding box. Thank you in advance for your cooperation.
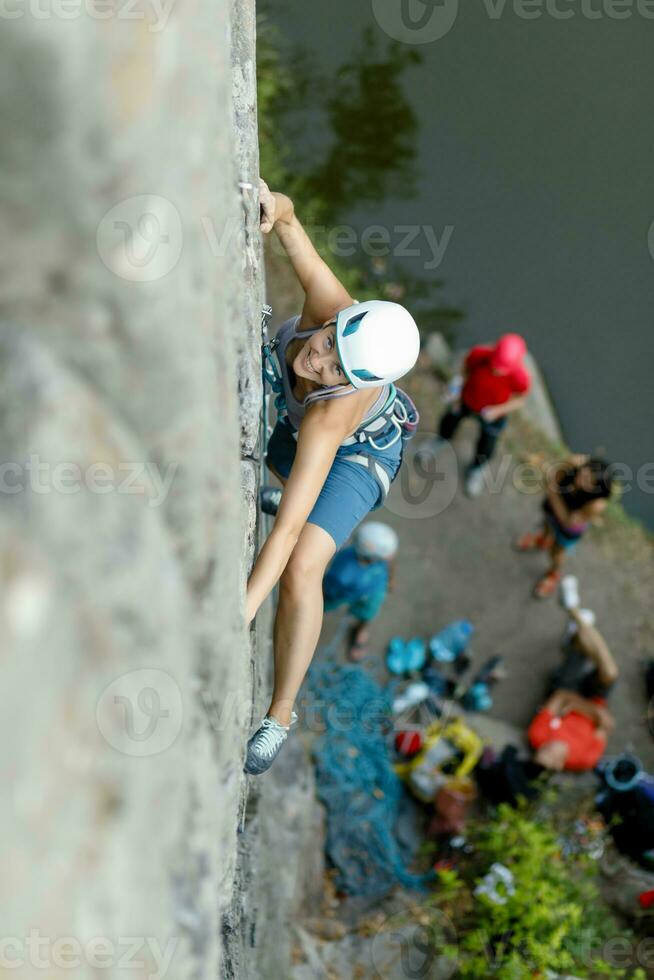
[354,522,399,561]
[335,301,420,389]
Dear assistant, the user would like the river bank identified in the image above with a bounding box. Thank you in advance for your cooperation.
[264,0,654,529]
[265,243,654,766]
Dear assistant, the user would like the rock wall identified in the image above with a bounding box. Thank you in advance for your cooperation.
[0,2,320,978]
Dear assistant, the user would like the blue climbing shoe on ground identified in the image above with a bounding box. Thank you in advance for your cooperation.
[387,636,427,675]
[405,637,427,672]
[260,485,282,516]
[244,710,298,775]
[386,637,408,676]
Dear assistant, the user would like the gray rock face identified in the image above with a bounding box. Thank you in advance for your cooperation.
[0,5,321,979]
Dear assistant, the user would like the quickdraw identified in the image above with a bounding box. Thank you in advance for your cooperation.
[260,304,277,507]
[261,306,287,417]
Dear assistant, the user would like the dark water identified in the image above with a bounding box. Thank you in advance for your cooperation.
[268,0,654,528]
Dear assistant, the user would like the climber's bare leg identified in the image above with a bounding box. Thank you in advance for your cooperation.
[268,522,336,727]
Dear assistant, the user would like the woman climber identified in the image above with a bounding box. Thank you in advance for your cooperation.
[244,179,420,775]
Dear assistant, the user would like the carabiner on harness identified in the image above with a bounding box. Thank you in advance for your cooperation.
[261,303,273,333]
[344,386,421,452]
[261,332,287,417]
[366,416,404,452]
[394,388,420,441]
[262,336,282,389]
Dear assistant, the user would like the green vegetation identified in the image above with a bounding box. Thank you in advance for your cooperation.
[415,803,645,979]
[300,28,421,211]
[256,13,463,339]
[503,412,653,552]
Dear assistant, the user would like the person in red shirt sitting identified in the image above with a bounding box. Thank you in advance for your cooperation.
[528,690,614,771]
[436,334,531,497]
[528,605,618,771]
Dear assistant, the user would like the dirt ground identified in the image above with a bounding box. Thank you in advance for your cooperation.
[319,365,654,770]
[264,245,654,770]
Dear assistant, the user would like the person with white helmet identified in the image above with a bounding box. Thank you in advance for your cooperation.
[244,180,420,775]
[322,522,399,661]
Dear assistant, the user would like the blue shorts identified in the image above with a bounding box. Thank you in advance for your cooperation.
[265,418,402,548]
[544,513,584,551]
[545,511,583,551]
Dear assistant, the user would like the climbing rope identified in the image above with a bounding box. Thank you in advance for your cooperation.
[307,642,436,898]
[260,303,274,437]
[261,304,286,416]
[259,303,274,534]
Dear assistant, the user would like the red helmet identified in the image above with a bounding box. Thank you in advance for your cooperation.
[490,333,527,373]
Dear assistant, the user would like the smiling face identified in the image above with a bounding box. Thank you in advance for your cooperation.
[292,320,348,388]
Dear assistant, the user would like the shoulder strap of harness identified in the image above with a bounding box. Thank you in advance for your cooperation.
[261,320,420,453]
[342,385,420,451]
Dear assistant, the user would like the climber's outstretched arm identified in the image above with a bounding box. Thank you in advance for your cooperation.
[259,179,353,328]
[245,398,360,625]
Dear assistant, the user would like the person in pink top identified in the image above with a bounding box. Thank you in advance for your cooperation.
[434,334,531,497]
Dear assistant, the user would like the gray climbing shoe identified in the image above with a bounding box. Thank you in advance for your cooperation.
[244,710,298,775]
[465,464,488,498]
[260,486,283,516]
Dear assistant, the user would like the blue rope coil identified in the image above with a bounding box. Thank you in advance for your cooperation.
[307,656,436,898]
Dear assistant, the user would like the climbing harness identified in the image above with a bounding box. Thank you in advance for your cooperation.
[260,315,420,500]
[340,384,419,452]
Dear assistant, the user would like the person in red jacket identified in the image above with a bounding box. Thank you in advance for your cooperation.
[436,334,531,497]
